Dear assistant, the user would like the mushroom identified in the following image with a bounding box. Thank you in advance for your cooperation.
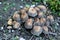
[34,18,40,26]
[31,26,42,36]
[23,7,29,12]
[37,5,47,13]
[7,19,13,25]
[47,15,54,24]
[42,26,48,34]
[25,18,33,29]
[28,7,37,17]
[34,7,40,12]
[21,12,28,22]
[37,12,44,18]
[7,26,12,29]
[39,18,46,26]
[13,21,20,29]
[20,9,26,14]
[13,11,20,21]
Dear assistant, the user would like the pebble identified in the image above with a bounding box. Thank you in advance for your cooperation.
[19,37,25,40]
[20,6,23,8]
[31,5,35,8]
[1,27,3,30]
[0,2,2,4]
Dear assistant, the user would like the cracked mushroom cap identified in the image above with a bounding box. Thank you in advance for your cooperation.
[25,18,33,29]
[31,26,42,36]
[13,11,20,21]
[28,7,37,17]
[7,19,13,25]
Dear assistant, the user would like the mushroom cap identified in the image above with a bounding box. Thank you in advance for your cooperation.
[20,9,26,14]
[31,26,42,36]
[7,26,12,29]
[42,26,48,32]
[25,18,33,29]
[47,15,54,20]
[42,26,48,34]
[13,12,20,21]
[38,12,44,18]
[39,18,46,24]
[37,5,47,13]
[13,21,20,29]
[21,12,28,19]
[7,19,13,25]
[23,7,29,11]
[34,18,40,26]
[28,7,37,17]
[35,7,40,11]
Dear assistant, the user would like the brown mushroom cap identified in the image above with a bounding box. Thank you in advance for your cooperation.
[37,5,46,10]
[21,12,28,19]
[20,9,26,14]
[34,7,40,11]
[7,19,13,25]
[39,18,46,24]
[23,7,29,11]
[31,26,42,36]
[13,21,20,29]
[25,18,33,29]
[13,12,20,21]
[42,26,48,32]
[33,26,42,32]
[28,7,37,14]
[47,15,54,20]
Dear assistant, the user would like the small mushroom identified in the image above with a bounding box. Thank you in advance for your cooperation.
[34,18,40,26]
[13,21,20,29]
[13,11,20,21]
[21,12,28,22]
[37,5,47,13]
[34,7,40,11]
[28,7,37,17]
[47,15,54,24]
[42,26,48,34]
[37,12,44,18]
[23,7,29,12]
[25,18,33,29]
[31,26,42,36]
[39,18,46,26]
[7,19,13,25]
[7,26,12,29]
[20,9,26,14]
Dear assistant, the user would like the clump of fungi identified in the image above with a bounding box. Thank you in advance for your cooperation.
[7,5,55,36]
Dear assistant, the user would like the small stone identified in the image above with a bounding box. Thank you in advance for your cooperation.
[0,2,2,4]
[19,37,25,40]
[20,6,23,8]
[1,27,3,30]
[31,5,35,8]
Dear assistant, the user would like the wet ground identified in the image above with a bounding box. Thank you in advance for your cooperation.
[0,0,60,40]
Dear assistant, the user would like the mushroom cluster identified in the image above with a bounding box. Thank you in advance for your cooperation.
[7,5,55,36]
